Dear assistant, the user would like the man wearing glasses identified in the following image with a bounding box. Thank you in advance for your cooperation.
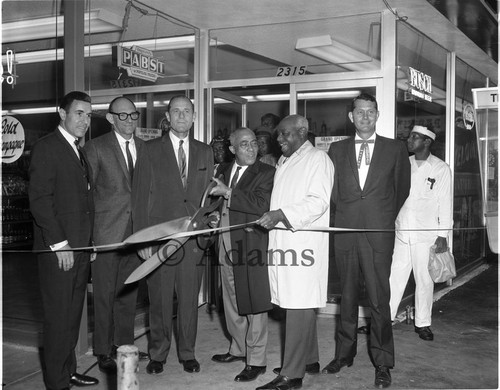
[84,96,148,374]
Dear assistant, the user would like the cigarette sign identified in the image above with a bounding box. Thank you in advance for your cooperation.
[113,45,165,82]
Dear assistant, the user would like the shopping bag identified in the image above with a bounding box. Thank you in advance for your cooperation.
[428,244,456,283]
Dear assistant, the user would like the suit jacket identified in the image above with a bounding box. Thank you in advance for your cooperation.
[29,129,94,250]
[84,131,145,245]
[328,135,410,252]
[133,132,213,235]
[216,160,275,315]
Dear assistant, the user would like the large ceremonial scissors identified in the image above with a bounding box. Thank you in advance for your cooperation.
[124,181,223,284]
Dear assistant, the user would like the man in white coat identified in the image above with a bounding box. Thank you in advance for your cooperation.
[389,125,453,341]
[256,115,334,390]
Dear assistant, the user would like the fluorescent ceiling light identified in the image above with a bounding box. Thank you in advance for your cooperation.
[2,100,171,116]
[214,90,361,104]
[2,9,123,43]
[296,35,380,71]
[4,36,196,64]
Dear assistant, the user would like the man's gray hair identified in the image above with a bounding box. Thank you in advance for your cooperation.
[229,127,253,146]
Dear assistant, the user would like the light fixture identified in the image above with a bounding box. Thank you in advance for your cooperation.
[2,9,123,43]
[4,36,196,65]
[214,90,361,104]
[296,35,380,72]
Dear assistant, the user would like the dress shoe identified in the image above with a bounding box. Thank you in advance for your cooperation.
[415,326,434,341]
[212,352,246,363]
[97,354,117,374]
[146,360,164,374]
[273,362,320,375]
[234,365,266,382]
[69,372,99,387]
[181,359,200,373]
[357,324,371,334]
[321,357,353,374]
[374,366,391,388]
[138,351,150,360]
[256,375,303,389]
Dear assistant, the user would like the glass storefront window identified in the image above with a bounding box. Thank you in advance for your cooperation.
[396,22,448,159]
[453,59,489,263]
[209,13,381,81]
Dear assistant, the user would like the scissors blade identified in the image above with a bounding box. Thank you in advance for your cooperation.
[123,216,191,244]
[125,236,190,284]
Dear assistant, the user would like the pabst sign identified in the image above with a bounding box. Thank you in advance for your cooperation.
[113,45,166,82]
[2,116,25,163]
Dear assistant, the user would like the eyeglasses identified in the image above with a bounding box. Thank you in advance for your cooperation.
[238,140,258,150]
[109,111,140,121]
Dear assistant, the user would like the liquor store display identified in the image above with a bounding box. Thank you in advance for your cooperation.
[2,160,33,247]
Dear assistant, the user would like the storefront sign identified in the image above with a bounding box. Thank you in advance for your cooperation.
[314,135,349,152]
[2,116,25,163]
[113,45,165,82]
[408,67,432,102]
[472,87,498,109]
[135,127,162,141]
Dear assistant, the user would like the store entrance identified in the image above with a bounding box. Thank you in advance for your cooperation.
[211,81,378,315]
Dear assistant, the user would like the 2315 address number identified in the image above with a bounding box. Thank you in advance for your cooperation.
[276,66,307,77]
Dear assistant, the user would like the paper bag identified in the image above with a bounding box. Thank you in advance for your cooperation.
[428,244,456,283]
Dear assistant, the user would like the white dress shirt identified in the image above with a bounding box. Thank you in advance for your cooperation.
[114,131,137,170]
[169,131,189,178]
[355,133,376,189]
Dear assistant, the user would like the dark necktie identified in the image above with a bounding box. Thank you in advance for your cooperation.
[230,166,241,189]
[178,139,187,189]
[355,139,374,168]
[75,139,90,185]
[126,140,134,181]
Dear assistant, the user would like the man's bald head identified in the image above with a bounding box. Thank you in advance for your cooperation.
[276,115,309,157]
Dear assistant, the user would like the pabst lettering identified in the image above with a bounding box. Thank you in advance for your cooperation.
[2,116,25,163]
[117,45,165,82]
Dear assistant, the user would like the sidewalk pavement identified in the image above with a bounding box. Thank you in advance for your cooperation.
[3,259,497,389]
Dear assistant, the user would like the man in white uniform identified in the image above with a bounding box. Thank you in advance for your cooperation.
[256,115,334,390]
[389,125,453,341]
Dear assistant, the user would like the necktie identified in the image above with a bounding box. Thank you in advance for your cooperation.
[230,166,241,189]
[178,139,187,189]
[125,141,134,181]
[355,140,374,168]
[75,139,90,185]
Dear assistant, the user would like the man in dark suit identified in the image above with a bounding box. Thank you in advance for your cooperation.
[29,91,98,390]
[324,93,410,388]
[84,97,148,374]
[209,127,275,382]
[133,95,213,375]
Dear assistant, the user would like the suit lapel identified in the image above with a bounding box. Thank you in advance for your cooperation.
[55,130,85,172]
[109,132,131,189]
[236,161,258,189]
[218,162,234,186]
[163,133,185,192]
